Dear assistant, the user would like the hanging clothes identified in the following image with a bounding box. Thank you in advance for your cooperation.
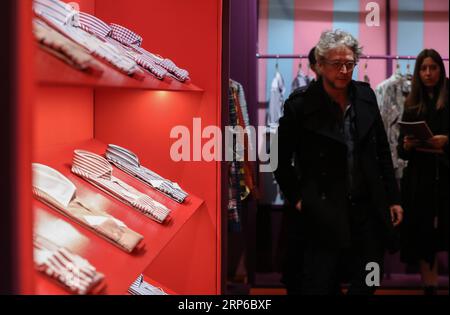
[228,80,257,232]
[375,69,412,179]
[291,70,311,94]
[228,85,243,232]
[267,70,286,129]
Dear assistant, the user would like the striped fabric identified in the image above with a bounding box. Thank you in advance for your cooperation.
[34,19,104,76]
[33,0,80,27]
[128,274,168,295]
[133,53,168,80]
[34,234,105,295]
[78,12,112,38]
[33,0,144,79]
[32,163,144,253]
[108,23,190,82]
[76,13,166,79]
[134,45,190,82]
[72,150,171,223]
[106,144,188,203]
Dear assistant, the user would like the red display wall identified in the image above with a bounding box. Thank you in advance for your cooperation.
[21,0,224,294]
[94,0,224,293]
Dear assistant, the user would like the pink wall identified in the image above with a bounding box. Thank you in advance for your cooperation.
[358,0,388,85]
[293,0,334,80]
[424,0,449,75]
[258,0,449,99]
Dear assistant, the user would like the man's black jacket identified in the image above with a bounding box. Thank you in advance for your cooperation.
[274,79,401,249]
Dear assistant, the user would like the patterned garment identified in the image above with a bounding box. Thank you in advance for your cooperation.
[32,163,144,253]
[77,13,167,80]
[34,234,105,295]
[230,84,256,199]
[34,19,103,76]
[227,86,243,232]
[105,144,188,203]
[128,274,168,295]
[33,0,144,79]
[34,0,80,27]
[267,71,286,129]
[72,150,171,223]
[375,72,411,178]
[108,23,190,82]
[291,71,312,94]
[78,11,112,38]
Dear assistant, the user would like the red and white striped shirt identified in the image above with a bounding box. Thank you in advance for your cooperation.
[72,150,171,224]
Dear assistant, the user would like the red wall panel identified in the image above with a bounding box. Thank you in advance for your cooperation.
[94,0,223,294]
[33,87,94,153]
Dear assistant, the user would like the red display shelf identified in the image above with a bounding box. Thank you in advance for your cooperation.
[35,47,204,92]
[33,139,205,295]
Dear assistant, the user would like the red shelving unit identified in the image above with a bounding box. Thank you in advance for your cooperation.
[13,0,224,295]
[36,48,204,92]
[33,139,205,295]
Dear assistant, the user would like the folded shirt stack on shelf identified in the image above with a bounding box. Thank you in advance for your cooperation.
[33,0,144,79]
[32,0,190,82]
[71,150,172,224]
[33,19,104,76]
[128,274,168,295]
[105,144,188,203]
[34,234,105,295]
[32,163,144,253]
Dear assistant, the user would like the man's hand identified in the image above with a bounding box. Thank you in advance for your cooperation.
[426,135,449,150]
[295,200,302,212]
[390,205,404,227]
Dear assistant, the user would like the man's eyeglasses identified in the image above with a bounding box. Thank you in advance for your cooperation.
[322,60,357,71]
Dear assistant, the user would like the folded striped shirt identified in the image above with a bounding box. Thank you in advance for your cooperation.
[105,144,188,203]
[33,0,144,79]
[128,274,168,295]
[33,163,144,253]
[72,150,171,223]
[34,19,103,76]
[34,0,80,27]
[34,234,105,295]
[108,23,190,82]
[78,13,168,80]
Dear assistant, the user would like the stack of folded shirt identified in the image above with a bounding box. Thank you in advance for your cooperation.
[71,150,172,223]
[33,0,145,79]
[33,0,190,82]
[109,23,190,82]
[34,234,105,295]
[77,12,168,80]
[32,163,144,253]
[33,19,103,76]
[105,144,188,203]
[128,274,168,295]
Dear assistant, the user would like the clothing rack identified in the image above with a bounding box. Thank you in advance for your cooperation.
[256,53,449,61]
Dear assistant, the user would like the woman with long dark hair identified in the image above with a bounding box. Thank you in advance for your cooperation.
[398,49,449,295]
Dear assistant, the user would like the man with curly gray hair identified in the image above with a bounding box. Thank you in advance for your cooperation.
[274,29,404,295]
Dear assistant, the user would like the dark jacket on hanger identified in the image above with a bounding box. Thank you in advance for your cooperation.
[398,82,449,266]
[274,78,401,251]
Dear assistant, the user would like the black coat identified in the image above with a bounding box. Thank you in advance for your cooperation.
[398,92,449,265]
[274,79,401,250]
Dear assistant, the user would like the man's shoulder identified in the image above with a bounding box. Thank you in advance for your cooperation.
[285,85,312,110]
[353,80,372,90]
[352,81,378,105]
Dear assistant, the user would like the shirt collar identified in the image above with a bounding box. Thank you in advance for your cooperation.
[106,144,140,168]
[32,163,77,208]
[34,0,80,27]
[72,150,113,181]
[78,11,112,38]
